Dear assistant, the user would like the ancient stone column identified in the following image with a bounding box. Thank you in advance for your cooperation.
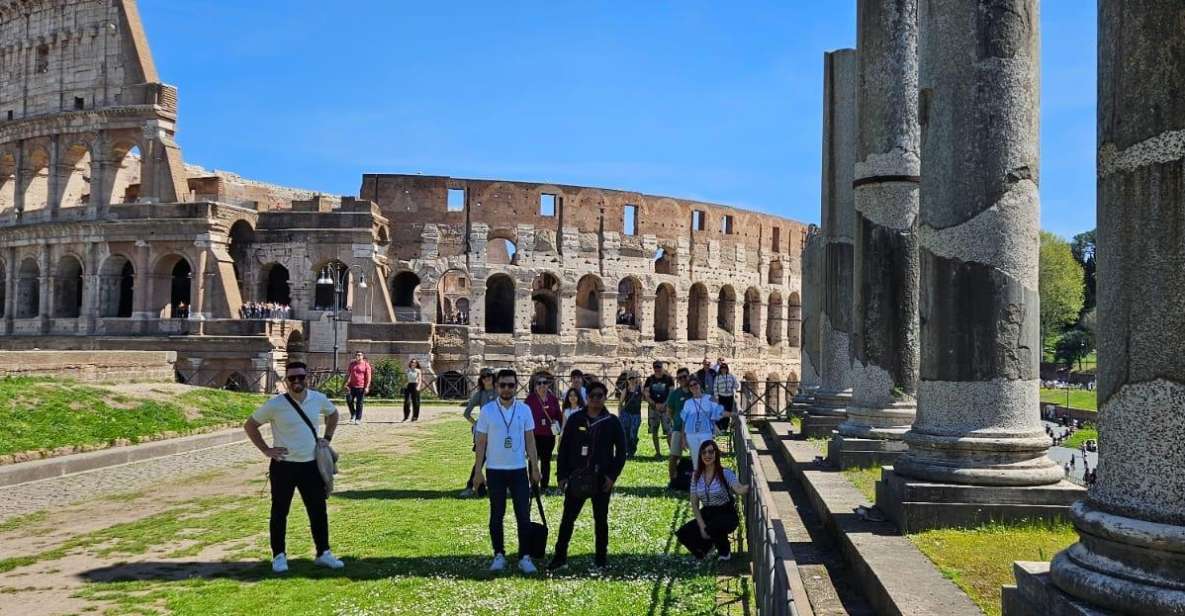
[879,0,1072,527]
[1034,2,1185,612]
[798,228,823,391]
[805,48,858,437]
[830,0,921,468]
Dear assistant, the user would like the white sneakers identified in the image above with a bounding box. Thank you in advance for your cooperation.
[518,555,537,574]
[489,553,508,571]
[314,550,345,569]
[272,553,288,573]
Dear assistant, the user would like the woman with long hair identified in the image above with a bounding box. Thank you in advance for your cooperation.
[402,359,425,422]
[460,369,497,497]
[525,375,563,493]
[560,387,584,429]
[676,439,749,561]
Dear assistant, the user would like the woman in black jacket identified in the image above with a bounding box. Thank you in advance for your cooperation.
[548,381,627,571]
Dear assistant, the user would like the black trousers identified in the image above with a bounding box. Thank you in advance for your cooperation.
[536,435,556,489]
[676,504,738,558]
[403,384,421,421]
[346,387,366,420]
[269,460,329,557]
[487,468,532,556]
[553,489,612,561]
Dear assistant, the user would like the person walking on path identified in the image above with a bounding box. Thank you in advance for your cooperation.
[402,359,425,422]
[676,439,748,561]
[526,376,563,494]
[643,361,675,458]
[243,361,345,573]
[666,368,694,482]
[345,351,372,425]
[618,372,644,457]
[471,369,542,574]
[713,363,738,430]
[461,369,497,497]
[681,377,727,471]
[548,381,627,571]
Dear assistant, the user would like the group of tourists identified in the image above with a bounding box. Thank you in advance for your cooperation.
[239,301,292,320]
[443,310,470,325]
[243,358,747,576]
[343,353,426,425]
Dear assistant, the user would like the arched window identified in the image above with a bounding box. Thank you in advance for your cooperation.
[169,259,192,318]
[110,144,142,204]
[687,283,709,341]
[743,287,761,336]
[488,237,518,266]
[0,152,16,213]
[314,261,349,311]
[767,292,784,345]
[53,256,84,318]
[60,142,91,209]
[654,283,676,342]
[717,285,736,333]
[262,263,291,304]
[654,248,674,275]
[531,273,560,334]
[22,146,49,212]
[437,269,470,324]
[616,277,641,329]
[100,256,134,317]
[16,257,40,318]
[286,330,306,355]
[391,271,422,321]
[576,274,603,329]
[228,220,255,289]
[768,260,784,286]
[787,292,802,347]
[485,274,515,333]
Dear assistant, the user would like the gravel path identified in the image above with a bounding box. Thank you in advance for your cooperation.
[0,406,451,523]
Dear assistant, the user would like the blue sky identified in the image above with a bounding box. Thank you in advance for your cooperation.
[140,1,1096,239]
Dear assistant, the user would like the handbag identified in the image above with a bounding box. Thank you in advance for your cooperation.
[284,394,339,496]
[523,488,549,560]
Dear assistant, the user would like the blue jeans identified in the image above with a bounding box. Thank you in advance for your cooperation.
[486,467,531,557]
[620,412,642,457]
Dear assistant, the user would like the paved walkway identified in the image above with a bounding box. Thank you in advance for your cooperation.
[0,406,450,523]
[1043,421,1097,485]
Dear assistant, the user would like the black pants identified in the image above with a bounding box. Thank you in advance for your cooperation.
[403,384,421,421]
[553,489,612,561]
[269,460,329,558]
[487,468,532,556]
[346,387,366,420]
[676,504,738,558]
[536,435,556,490]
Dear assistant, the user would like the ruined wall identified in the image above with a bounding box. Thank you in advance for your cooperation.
[0,349,175,382]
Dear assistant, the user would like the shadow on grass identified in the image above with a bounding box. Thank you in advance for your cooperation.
[79,552,712,584]
[333,485,679,500]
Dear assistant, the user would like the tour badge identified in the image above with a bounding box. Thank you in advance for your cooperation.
[504,436,513,449]
[581,445,589,457]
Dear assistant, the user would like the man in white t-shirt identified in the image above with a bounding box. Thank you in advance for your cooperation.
[244,361,344,574]
[472,368,543,574]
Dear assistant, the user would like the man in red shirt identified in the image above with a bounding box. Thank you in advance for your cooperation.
[345,351,372,425]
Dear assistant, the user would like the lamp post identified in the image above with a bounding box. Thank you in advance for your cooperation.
[316,263,368,373]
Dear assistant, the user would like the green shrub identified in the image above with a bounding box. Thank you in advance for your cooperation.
[369,360,406,399]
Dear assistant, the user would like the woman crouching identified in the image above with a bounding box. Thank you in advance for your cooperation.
[676,439,748,561]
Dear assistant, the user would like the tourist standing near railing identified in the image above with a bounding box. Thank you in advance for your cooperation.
[677,439,748,561]
[618,371,644,458]
[643,361,675,458]
[713,363,738,430]
[526,376,563,494]
[681,378,727,471]
[461,370,497,497]
[345,351,371,425]
[402,359,424,422]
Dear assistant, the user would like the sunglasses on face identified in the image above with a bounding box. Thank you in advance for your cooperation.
[286,375,306,382]
[536,381,551,387]
[497,383,517,389]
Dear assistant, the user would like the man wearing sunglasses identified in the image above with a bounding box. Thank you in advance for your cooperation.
[471,369,542,574]
[243,362,343,573]
[665,367,694,485]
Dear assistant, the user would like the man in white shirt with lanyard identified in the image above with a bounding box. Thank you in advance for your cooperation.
[472,368,543,573]
[243,361,344,573]
[680,376,728,470]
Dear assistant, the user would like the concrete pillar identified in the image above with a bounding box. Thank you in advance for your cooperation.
[46,135,62,217]
[2,246,15,333]
[831,0,922,467]
[799,231,822,389]
[876,0,1079,533]
[11,146,24,214]
[810,48,859,421]
[81,242,100,333]
[37,244,50,332]
[638,291,656,343]
[191,249,209,320]
[1024,2,1185,612]
[131,242,152,320]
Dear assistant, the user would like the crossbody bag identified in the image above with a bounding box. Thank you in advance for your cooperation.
[283,394,340,496]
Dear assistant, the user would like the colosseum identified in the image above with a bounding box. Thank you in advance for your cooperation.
[0,0,809,397]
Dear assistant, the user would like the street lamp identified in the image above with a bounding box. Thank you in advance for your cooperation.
[317,263,368,372]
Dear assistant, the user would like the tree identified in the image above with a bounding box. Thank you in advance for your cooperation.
[1070,229,1096,316]
[1055,328,1094,371]
[1039,231,1085,353]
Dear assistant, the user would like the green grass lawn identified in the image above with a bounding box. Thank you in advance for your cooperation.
[1063,427,1098,450]
[841,466,881,502]
[1039,388,1097,411]
[1,418,744,615]
[911,522,1077,616]
[0,377,266,456]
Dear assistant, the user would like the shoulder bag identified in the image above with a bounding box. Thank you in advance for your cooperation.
[284,393,339,496]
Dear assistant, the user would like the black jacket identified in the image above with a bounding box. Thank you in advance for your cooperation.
[556,410,627,484]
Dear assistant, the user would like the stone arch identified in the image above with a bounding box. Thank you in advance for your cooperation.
[261,263,291,304]
[768,259,784,286]
[313,260,350,311]
[437,269,470,324]
[654,283,676,342]
[110,143,142,204]
[376,226,390,246]
[767,291,784,345]
[616,276,641,329]
[743,287,761,335]
[53,255,85,318]
[227,220,255,291]
[60,141,92,209]
[99,255,135,317]
[22,145,50,212]
[0,151,15,213]
[286,329,306,355]
[16,257,40,318]
[391,270,422,321]
[485,273,515,334]
[654,247,674,275]
[687,282,709,341]
[153,254,193,318]
[787,291,802,347]
[717,285,736,333]
[487,229,518,266]
[531,272,560,334]
[576,274,603,329]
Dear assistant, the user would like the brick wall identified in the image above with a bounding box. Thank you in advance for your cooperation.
[0,350,176,383]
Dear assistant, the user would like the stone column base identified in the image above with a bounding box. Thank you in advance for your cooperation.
[1003,561,1114,616]
[809,388,851,416]
[802,413,846,439]
[875,468,1084,533]
[827,433,907,469]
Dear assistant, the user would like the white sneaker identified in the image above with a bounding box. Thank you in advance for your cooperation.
[518,555,537,574]
[314,550,345,569]
[489,553,507,571]
[272,553,288,573]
